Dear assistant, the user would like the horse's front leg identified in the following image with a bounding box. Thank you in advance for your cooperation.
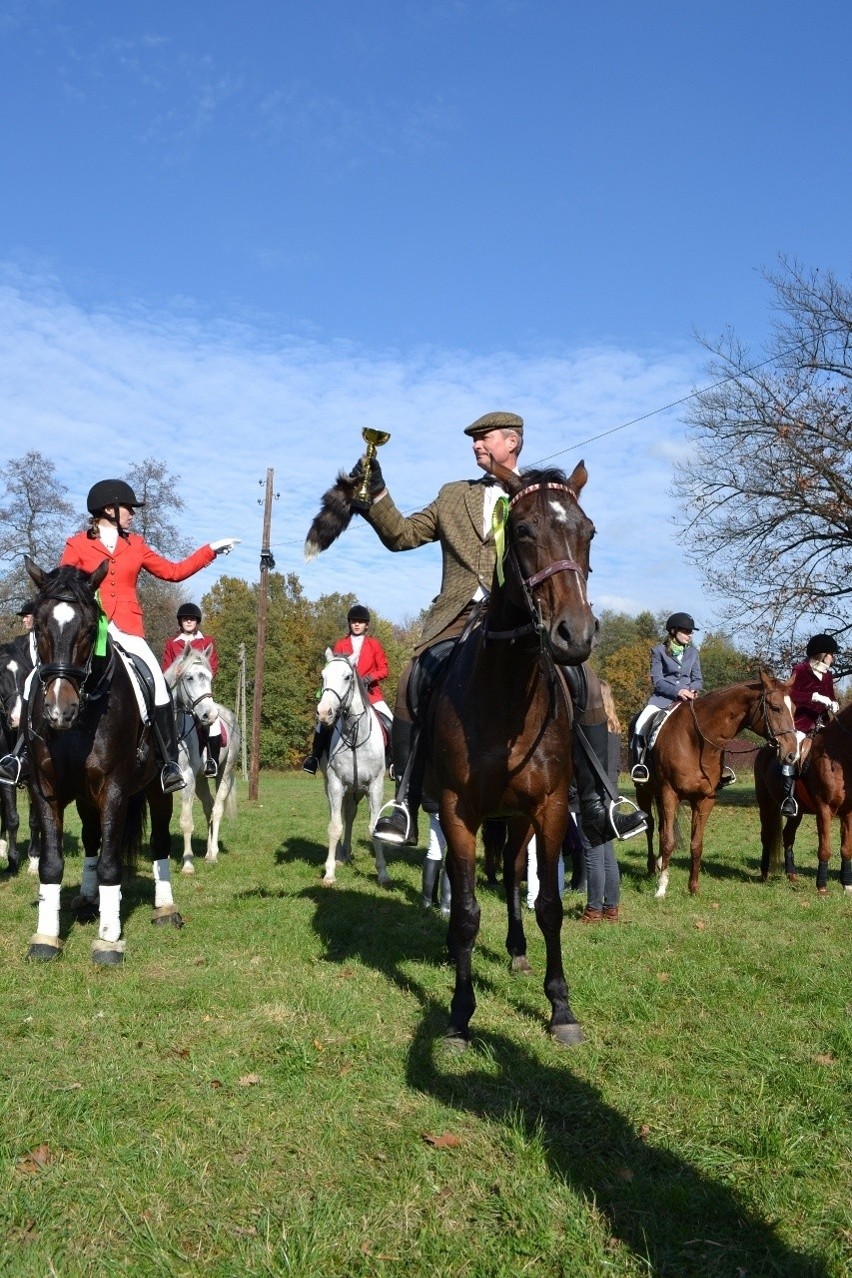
[149,786,182,928]
[654,787,679,898]
[440,804,481,1048]
[783,813,803,881]
[322,774,345,884]
[502,821,532,973]
[687,796,715,895]
[92,797,131,965]
[367,773,391,888]
[839,810,852,894]
[205,774,224,863]
[28,781,66,962]
[180,772,197,873]
[73,799,102,924]
[0,784,21,874]
[534,807,583,1046]
[814,802,834,896]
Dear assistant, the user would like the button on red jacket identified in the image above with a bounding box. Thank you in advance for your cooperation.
[61,531,216,638]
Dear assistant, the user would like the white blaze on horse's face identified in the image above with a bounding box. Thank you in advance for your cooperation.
[52,602,75,631]
[548,498,570,526]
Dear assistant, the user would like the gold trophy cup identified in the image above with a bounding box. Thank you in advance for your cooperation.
[351,427,391,511]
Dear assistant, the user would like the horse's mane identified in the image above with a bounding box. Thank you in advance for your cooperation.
[516,466,569,490]
[164,644,214,687]
[34,565,99,610]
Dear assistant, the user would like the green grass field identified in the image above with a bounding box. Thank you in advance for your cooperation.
[0,775,850,1277]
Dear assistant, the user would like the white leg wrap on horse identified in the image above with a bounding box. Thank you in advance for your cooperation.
[80,856,99,900]
[98,884,122,942]
[153,857,174,907]
[37,883,61,938]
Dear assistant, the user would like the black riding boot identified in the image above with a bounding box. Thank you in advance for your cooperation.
[204,732,222,778]
[375,717,421,846]
[0,730,29,787]
[421,857,440,908]
[629,733,649,783]
[152,703,186,794]
[439,868,452,917]
[302,723,333,775]
[779,762,798,818]
[574,721,646,847]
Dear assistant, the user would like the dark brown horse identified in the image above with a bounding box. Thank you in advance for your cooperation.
[755,711,852,894]
[633,674,798,897]
[23,557,180,964]
[428,460,597,1047]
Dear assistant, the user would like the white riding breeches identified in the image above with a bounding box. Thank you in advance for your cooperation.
[108,624,170,706]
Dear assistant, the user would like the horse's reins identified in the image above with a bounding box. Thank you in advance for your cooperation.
[687,688,797,760]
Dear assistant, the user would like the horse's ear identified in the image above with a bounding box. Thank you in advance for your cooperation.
[325,647,334,663]
[479,455,522,495]
[25,555,47,590]
[568,460,588,496]
[203,643,214,659]
[89,559,109,591]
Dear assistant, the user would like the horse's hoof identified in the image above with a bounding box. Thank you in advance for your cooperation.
[511,955,533,975]
[27,858,39,876]
[817,887,829,897]
[203,854,217,864]
[549,1022,585,1047]
[182,861,195,876]
[787,873,798,883]
[378,877,392,890]
[72,895,99,924]
[441,1030,470,1053]
[151,907,184,928]
[92,945,124,966]
[27,942,62,962]
[321,876,336,888]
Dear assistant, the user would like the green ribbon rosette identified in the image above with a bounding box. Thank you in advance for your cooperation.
[492,495,510,586]
[94,601,109,657]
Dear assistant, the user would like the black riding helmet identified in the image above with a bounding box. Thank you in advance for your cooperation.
[806,633,839,657]
[666,612,698,634]
[87,479,144,515]
[177,603,202,623]
[348,604,370,624]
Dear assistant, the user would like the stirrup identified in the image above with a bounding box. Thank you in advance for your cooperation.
[780,795,799,818]
[717,766,737,789]
[203,758,218,778]
[630,762,650,784]
[161,764,187,794]
[374,800,411,845]
[0,755,22,786]
[609,796,647,842]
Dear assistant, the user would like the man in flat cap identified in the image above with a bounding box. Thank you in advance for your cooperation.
[353,411,645,851]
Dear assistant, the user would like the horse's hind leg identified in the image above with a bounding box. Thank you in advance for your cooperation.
[815,804,833,896]
[687,797,714,895]
[73,800,101,924]
[180,776,197,874]
[502,821,531,974]
[149,787,182,928]
[0,785,20,874]
[368,775,391,888]
[839,812,852,894]
[654,788,678,898]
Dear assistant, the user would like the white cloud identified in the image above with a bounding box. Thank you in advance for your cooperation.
[0,268,715,628]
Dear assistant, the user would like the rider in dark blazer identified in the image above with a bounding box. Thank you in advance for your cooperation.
[353,410,647,851]
[630,612,704,783]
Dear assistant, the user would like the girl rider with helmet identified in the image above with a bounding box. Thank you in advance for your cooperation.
[630,612,707,784]
[0,479,238,794]
[163,603,223,778]
[780,633,840,817]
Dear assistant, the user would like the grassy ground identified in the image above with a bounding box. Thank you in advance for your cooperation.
[0,775,850,1277]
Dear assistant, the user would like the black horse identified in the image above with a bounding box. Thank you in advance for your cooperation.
[0,638,41,874]
[23,556,180,964]
[428,461,597,1047]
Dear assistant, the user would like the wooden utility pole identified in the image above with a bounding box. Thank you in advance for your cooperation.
[235,641,248,781]
[249,469,276,801]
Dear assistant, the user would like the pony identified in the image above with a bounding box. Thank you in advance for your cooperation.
[0,639,41,874]
[164,644,240,875]
[22,557,182,964]
[755,711,852,894]
[315,650,389,888]
[633,674,798,897]
[427,461,597,1047]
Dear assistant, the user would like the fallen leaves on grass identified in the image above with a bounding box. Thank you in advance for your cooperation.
[694,919,706,931]
[238,1073,261,1086]
[16,1145,55,1174]
[422,1132,462,1149]
[813,1053,836,1066]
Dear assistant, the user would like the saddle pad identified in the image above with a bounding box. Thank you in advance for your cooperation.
[112,646,150,723]
[195,719,229,750]
[647,705,678,752]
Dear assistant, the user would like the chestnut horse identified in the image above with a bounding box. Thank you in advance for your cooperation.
[23,557,180,964]
[428,461,597,1048]
[754,712,852,894]
[633,674,798,897]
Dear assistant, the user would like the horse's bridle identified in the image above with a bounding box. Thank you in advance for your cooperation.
[32,599,113,714]
[688,687,797,757]
[320,656,373,752]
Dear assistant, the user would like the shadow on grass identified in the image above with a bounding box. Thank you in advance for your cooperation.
[304,881,829,1278]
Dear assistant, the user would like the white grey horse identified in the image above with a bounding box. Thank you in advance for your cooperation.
[316,650,390,887]
[165,645,240,874]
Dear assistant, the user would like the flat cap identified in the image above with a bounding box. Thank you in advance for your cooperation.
[464,410,524,437]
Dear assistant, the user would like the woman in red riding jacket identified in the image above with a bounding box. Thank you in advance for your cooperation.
[163,602,223,778]
[59,479,236,793]
[302,604,392,774]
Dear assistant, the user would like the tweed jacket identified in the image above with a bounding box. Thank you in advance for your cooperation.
[332,634,389,704]
[648,641,704,709]
[61,531,215,638]
[365,478,498,649]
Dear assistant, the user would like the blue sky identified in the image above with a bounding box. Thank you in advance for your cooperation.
[2,1,851,630]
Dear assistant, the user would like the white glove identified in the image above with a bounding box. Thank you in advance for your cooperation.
[210,538,240,556]
[812,692,838,711]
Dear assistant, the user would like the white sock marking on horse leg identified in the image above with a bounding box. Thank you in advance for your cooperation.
[98,885,122,942]
[655,869,669,899]
[153,858,174,907]
[37,883,61,938]
[80,856,98,900]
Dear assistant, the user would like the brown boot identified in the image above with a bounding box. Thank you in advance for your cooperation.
[579,907,602,924]
[602,906,619,923]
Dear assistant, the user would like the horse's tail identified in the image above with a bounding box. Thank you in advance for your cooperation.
[122,792,148,877]
[304,471,359,560]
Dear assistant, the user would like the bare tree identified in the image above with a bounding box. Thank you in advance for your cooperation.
[673,258,852,661]
[0,451,76,613]
[126,457,190,556]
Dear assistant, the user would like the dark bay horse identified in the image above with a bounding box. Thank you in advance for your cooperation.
[23,557,180,964]
[755,711,852,894]
[633,674,798,897]
[0,639,40,874]
[428,460,597,1047]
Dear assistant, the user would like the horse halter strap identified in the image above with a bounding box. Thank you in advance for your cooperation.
[508,482,585,588]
